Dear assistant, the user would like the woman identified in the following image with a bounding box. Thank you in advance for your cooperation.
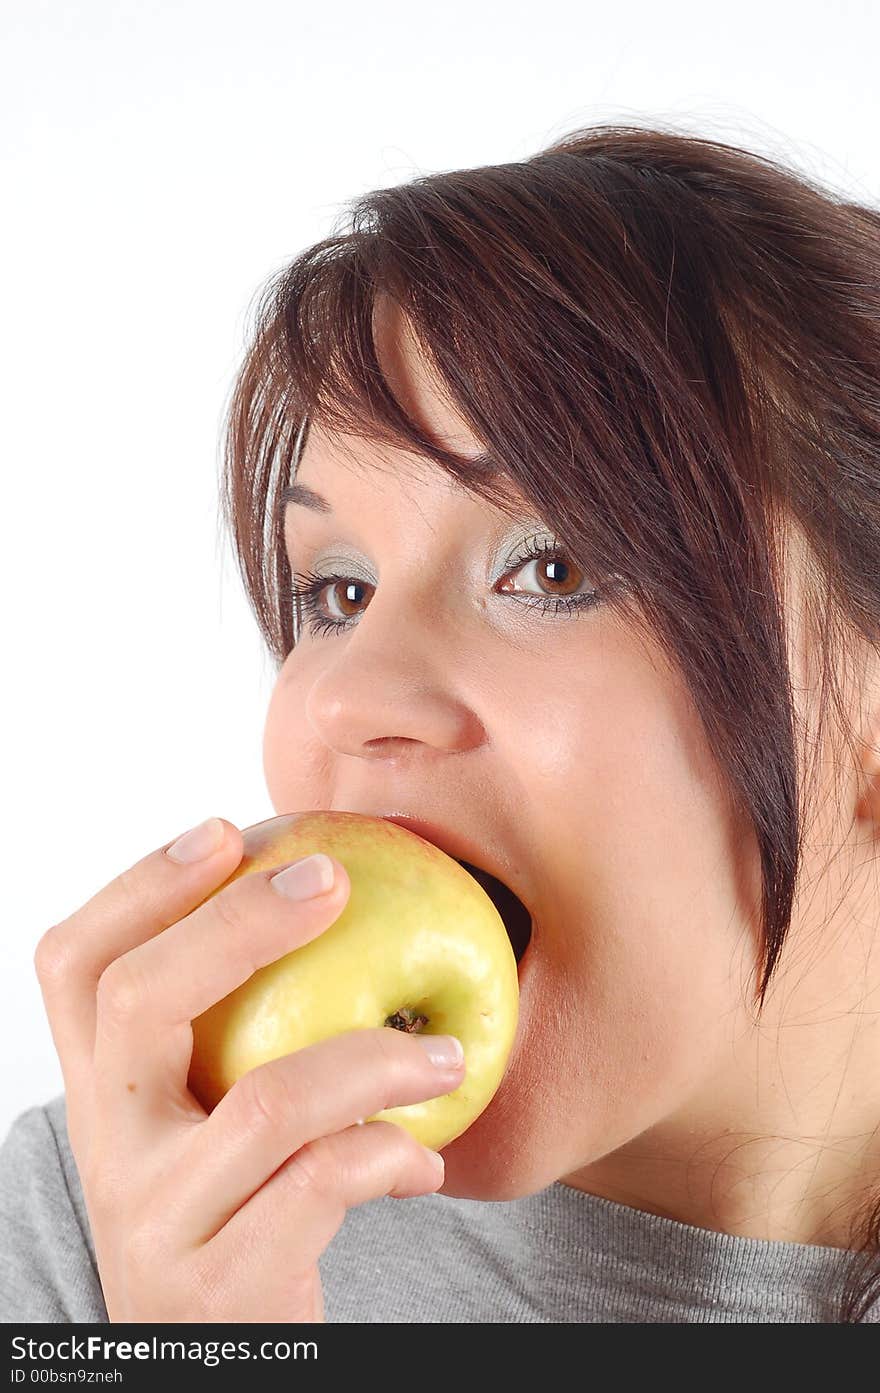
[2,123,879,1323]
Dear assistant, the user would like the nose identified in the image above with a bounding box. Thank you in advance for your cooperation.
[303,619,485,763]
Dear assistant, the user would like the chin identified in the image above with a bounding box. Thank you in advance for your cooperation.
[432,924,569,1201]
[437,1125,556,1203]
[433,966,567,1202]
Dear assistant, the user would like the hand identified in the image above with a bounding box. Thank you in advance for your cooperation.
[34,818,465,1322]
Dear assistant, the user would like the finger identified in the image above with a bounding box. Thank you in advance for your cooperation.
[33,818,244,1098]
[159,1027,466,1246]
[90,857,350,1127]
[195,1120,445,1305]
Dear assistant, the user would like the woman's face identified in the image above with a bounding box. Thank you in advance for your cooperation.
[262,315,764,1202]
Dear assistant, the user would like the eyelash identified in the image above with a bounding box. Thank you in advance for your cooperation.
[287,533,603,640]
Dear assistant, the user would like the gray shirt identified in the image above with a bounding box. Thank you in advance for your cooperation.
[1,1094,876,1323]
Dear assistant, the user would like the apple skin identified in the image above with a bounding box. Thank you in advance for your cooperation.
[187,810,520,1151]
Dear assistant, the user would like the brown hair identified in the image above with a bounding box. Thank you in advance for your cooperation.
[219,122,880,1320]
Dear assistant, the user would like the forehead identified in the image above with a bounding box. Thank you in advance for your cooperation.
[292,424,538,532]
[294,424,451,498]
[292,296,531,511]
[369,295,481,454]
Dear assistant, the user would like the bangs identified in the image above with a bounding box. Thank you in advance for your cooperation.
[229,154,736,632]
[256,221,623,535]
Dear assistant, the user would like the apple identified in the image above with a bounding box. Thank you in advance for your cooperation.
[186,810,520,1151]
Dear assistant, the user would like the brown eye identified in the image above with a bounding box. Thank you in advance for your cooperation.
[322,578,374,621]
[495,534,600,608]
[498,549,589,600]
[289,569,376,639]
[290,537,603,642]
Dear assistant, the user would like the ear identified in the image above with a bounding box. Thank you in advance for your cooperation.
[855,705,880,826]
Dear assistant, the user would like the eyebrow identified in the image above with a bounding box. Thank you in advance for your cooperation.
[280,483,332,514]
[280,451,513,518]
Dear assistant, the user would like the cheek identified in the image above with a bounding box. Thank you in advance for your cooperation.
[521,645,761,1122]
[577,865,755,1110]
[262,671,289,811]
[262,663,329,814]
[448,805,758,1198]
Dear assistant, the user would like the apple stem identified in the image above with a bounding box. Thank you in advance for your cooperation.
[384,1007,429,1033]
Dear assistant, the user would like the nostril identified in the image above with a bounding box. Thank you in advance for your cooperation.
[455,859,532,963]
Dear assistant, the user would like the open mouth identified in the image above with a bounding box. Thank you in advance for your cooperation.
[454,859,533,964]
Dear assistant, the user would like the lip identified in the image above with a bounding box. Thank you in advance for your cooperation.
[377,812,534,967]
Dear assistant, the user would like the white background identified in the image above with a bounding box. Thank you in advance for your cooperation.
[2,0,878,1139]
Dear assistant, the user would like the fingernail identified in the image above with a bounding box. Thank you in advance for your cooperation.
[270,853,336,900]
[413,1034,464,1069]
[166,817,225,864]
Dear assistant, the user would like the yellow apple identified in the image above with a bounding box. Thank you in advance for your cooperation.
[186,810,520,1151]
